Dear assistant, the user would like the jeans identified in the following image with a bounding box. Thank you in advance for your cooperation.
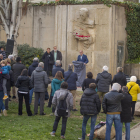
[0,91,5,112]
[29,88,34,104]
[53,116,68,136]
[82,115,97,140]
[120,122,130,140]
[105,114,121,140]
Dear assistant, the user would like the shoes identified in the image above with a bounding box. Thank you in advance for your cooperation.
[61,136,65,139]
[72,109,78,111]
[3,95,8,100]
[3,109,7,116]
[12,96,16,99]
[50,132,55,136]
[40,113,46,115]
[34,113,38,116]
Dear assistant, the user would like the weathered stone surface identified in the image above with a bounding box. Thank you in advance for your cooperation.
[135,102,140,116]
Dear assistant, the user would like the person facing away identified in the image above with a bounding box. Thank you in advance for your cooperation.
[96,65,112,103]
[8,55,16,69]
[82,72,96,91]
[52,60,64,77]
[80,83,101,140]
[77,50,89,64]
[126,76,140,120]
[15,69,33,116]
[0,47,6,60]
[120,86,132,140]
[50,82,73,139]
[31,62,50,115]
[64,64,78,111]
[102,83,124,140]
[112,67,127,88]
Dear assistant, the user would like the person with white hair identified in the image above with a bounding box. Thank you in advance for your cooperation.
[102,83,124,140]
[96,65,112,103]
[8,55,15,68]
[126,76,140,120]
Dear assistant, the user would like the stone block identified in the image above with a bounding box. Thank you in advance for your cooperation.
[135,102,140,116]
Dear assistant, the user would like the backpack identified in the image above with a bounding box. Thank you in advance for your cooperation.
[57,93,69,117]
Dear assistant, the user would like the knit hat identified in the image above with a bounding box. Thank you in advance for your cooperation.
[112,83,121,91]
[130,76,137,82]
[16,57,21,62]
[103,65,108,71]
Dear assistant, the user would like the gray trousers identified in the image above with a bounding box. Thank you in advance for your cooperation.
[3,78,7,94]
[5,91,10,110]
[34,92,45,115]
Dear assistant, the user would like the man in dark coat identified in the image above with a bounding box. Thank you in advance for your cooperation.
[112,67,127,88]
[42,48,54,76]
[120,86,132,140]
[52,60,64,77]
[64,64,78,111]
[80,83,101,140]
[0,47,6,60]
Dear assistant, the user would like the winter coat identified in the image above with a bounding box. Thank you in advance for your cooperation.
[51,78,64,96]
[82,78,96,91]
[28,61,38,76]
[6,70,14,91]
[112,72,127,87]
[96,71,112,93]
[80,88,101,115]
[51,50,62,61]
[126,81,140,101]
[0,68,3,91]
[77,54,89,64]
[64,70,78,90]
[31,67,50,93]
[1,65,11,74]
[15,76,33,92]
[12,63,26,84]
[52,88,73,117]
[120,92,132,123]
[102,90,124,113]
[42,52,54,72]
[52,66,64,77]
[0,50,6,60]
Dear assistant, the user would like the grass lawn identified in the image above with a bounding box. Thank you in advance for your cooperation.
[0,89,140,140]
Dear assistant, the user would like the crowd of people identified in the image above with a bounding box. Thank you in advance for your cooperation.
[0,46,140,140]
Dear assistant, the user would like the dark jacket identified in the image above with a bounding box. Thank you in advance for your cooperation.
[64,70,78,90]
[112,72,127,87]
[11,59,16,70]
[80,88,101,115]
[52,66,64,77]
[12,63,26,84]
[77,54,89,64]
[102,90,124,113]
[15,76,33,92]
[51,50,62,61]
[120,93,132,123]
[28,61,38,76]
[0,68,3,91]
[96,71,112,92]
[82,78,96,91]
[0,50,6,59]
[6,70,14,91]
[42,52,54,72]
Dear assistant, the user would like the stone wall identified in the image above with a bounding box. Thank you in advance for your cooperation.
[0,5,127,78]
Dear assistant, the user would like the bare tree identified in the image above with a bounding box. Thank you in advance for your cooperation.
[0,0,23,56]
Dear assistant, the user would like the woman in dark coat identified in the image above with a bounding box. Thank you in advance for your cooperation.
[42,48,54,76]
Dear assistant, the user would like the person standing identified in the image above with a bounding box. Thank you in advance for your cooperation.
[96,65,112,103]
[0,54,3,62]
[50,82,73,139]
[80,83,101,140]
[0,47,6,60]
[126,76,140,120]
[64,64,78,111]
[31,62,50,115]
[77,50,88,65]
[15,69,33,116]
[120,86,132,140]
[42,48,54,76]
[102,83,124,140]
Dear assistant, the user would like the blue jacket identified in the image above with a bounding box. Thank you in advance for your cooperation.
[52,66,64,77]
[1,65,11,74]
[77,54,89,64]
[64,70,78,90]
[51,78,64,96]
[28,61,38,76]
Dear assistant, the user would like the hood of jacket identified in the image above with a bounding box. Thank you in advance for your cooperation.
[18,76,29,81]
[32,61,38,67]
[100,71,111,79]
[127,81,137,87]
[57,89,68,100]
[84,88,96,96]
[35,67,43,72]
[53,78,63,84]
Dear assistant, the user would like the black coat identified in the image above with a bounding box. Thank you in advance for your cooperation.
[6,70,14,91]
[82,78,96,91]
[42,52,54,72]
[15,76,33,92]
[120,93,132,123]
[52,66,64,77]
[12,63,26,84]
[80,88,101,115]
[112,72,127,87]
[51,50,62,61]
[28,61,38,76]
